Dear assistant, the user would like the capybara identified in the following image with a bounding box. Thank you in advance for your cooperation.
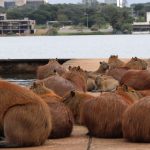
[87,77,97,91]
[107,67,129,81]
[30,81,74,139]
[95,75,119,92]
[37,70,87,97]
[37,59,66,79]
[122,96,150,142]
[0,80,52,148]
[108,55,125,68]
[95,61,109,74]
[115,85,143,105]
[120,70,150,90]
[63,91,128,138]
[124,57,148,70]
[63,91,95,124]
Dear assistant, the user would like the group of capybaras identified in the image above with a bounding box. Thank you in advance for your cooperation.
[0,55,150,148]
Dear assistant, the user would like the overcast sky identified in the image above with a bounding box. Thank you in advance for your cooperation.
[48,0,150,5]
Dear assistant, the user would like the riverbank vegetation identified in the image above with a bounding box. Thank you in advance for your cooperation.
[0,2,150,35]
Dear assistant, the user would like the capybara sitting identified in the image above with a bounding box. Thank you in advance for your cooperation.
[63,91,128,138]
[0,80,52,148]
[108,55,125,68]
[115,85,143,105]
[94,61,109,74]
[37,59,66,79]
[120,70,150,90]
[30,82,74,139]
[122,96,150,142]
[124,57,148,70]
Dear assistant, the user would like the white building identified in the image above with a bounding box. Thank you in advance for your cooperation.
[0,0,4,7]
[105,0,127,7]
[15,0,26,6]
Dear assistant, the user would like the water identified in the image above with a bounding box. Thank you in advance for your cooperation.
[0,35,150,59]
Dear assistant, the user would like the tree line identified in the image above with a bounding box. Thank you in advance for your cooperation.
[0,2,150,33]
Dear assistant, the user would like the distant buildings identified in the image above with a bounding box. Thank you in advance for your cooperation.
[82,0,97,8]
[0,13,36,35]
[132,12,150,34]
[105,0,127,7]
[0,0,48,8]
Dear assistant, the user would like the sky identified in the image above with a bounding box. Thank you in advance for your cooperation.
[48,0,150,5]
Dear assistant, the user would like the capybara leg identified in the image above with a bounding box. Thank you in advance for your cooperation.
[2,104,51,147]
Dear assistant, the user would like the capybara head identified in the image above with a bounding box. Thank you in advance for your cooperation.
[63,90,94,124]
[125,57,148,70]
[116,85,142,105]
[122,96,150,142]
[96,61,109,73]
[81,92,128,138]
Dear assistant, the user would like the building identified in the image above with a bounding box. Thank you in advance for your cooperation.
[1,0,47,8]
[15,0,26,6]
[105,0,127,7]
[0,0,4,7]
[0,14,36,35]
[82,0,97,8]
[132,12,150,34]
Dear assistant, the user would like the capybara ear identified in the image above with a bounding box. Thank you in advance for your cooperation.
[122,84,128,91]
[70,91,75,97]
[100,62,102,64]
[77,66,80,70]
[54,69,57,73]
[68,66,72,70]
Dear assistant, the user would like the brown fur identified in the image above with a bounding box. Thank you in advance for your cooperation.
[95,75,119,92]
[87,77,97,91]
[0,80,52,147]
[37,59,66,79]
[95,61,109,74]
[37,70,87,97]
[138,90,150,97]
[122,96,150,142]
[108,55,125,68]
[120,70,150,90]
[63,91,128,138]
[125,57,148,70]
[63,91,95,124]
[115,85,143,105]
[30,82,74,139]
[107,67,129,81]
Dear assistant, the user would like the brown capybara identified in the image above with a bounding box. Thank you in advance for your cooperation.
[63,91,128,138]
[37,70,87,97]
[115,85,143,105]
[87,77,97,91]
[124,57,148,70]
[30,81,74,139]
[95,75,119,92]
[0,80,52,148]
[122,96,150,142]
[108,55,125,68]
[37,59,66,79]
[107,67,129,81]
[95,61,109,74]
[63,91,95,124]
[120,70,150,90]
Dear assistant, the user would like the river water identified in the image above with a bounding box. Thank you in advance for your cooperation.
[0,35,150,59]
[0,35,150,85]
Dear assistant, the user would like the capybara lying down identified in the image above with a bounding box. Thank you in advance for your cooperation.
[0,80,52,148]
[63,91,128,138]
[30,82,74,139]
[122,96,150,142]
[37,59,66,79]
[120,70,150,90]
